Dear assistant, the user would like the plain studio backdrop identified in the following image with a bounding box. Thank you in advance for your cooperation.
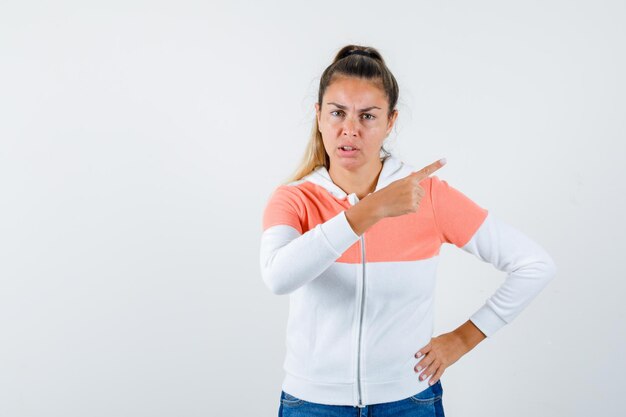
[1,0,624,416]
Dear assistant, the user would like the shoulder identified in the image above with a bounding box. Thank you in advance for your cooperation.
[266,183,307,206]
[427,174,448,190]
[262,183,307,233]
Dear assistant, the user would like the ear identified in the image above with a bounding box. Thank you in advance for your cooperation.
[386,109,398,135]
[315,102,321,125]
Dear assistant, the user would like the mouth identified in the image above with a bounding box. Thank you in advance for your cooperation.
[337,145,360,157]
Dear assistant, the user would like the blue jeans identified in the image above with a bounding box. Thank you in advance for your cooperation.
[278,380,445,416]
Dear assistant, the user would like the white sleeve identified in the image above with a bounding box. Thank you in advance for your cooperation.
[259,210,361,295]
[462,211,558,337]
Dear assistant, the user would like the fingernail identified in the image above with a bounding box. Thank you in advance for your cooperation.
[440,158,447,165]
[429,380,435,386]
[415,352,422,358]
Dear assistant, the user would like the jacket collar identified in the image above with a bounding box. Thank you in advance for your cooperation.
[301,155,412,200]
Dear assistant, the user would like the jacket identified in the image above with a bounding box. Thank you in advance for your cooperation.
[259,154,557,407]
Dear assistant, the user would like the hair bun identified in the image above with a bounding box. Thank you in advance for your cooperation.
[346,49,373,58]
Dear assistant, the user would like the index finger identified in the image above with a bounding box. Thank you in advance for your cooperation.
[412,158,447,181]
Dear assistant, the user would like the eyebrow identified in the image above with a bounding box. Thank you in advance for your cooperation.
[327,102,381,112]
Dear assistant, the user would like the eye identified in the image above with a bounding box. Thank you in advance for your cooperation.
[330,110,376,120]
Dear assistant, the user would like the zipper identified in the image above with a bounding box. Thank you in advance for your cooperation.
[356,233,366,408]
[346,192,367,408]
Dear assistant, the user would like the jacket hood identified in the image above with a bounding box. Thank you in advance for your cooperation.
[300,155,414,200]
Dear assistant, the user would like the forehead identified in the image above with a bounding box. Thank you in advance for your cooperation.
[324,76,387,106]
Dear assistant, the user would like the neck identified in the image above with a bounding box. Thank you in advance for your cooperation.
[328,158,384,200]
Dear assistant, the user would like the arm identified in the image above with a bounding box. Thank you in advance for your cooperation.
[430,175,557,338]
[260,210,360,295]
[260,187,382,295]
[414,178,557,385]
[461,211,558,337]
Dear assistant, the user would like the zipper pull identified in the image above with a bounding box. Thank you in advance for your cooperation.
[348,192,359,205]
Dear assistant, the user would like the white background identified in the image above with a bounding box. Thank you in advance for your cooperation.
[1,0,624,416]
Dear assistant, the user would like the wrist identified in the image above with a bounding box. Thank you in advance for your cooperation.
[345,194,384,236]
[449,330,470,354]
[361,192,385,221]
[453,320,486,353]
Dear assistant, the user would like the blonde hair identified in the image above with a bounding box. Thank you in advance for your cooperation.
[282,44,399,184]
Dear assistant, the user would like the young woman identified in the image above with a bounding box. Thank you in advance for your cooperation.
[260,44,557,417]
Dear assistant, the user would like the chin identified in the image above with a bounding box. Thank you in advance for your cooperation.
[331,155,368,170]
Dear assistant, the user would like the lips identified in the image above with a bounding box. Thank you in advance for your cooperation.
[338,144,359,150]
[337,145,359,157]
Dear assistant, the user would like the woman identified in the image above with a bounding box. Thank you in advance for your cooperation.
[260,44,557,416]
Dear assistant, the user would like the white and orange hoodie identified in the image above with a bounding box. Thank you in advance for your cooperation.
[259,154,557,407]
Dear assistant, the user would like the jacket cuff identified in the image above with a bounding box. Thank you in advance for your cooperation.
[469,304,508,337]
[319,210,361,256]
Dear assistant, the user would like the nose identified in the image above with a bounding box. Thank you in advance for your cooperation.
[342,115,358,137]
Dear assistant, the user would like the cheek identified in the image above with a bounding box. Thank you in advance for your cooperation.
[320,119,385,135]
[326,119,343,128]
[370,122,386,132]
[373,126,390,139]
